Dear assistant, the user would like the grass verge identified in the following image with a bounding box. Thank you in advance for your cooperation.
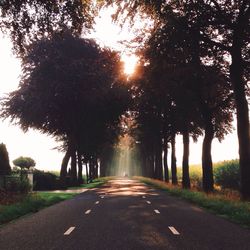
[67,178,109,190]
[135,176,250,229]
[0,177,110,226]
[0,192,77,226]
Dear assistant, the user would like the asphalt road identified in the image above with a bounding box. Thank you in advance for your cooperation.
[0,178,250,250]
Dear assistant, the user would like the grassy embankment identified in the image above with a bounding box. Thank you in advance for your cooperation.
[136,162,250,228]
[0,178,109,225]
[67,177,113,190]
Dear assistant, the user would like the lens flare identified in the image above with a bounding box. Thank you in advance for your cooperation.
[121,54,138,75]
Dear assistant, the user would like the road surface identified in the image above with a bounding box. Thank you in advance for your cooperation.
[0,178,250,250]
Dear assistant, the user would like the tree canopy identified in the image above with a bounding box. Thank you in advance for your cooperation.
[0,0,94,54]
[13,156,36,170]
[104,0,250,198]
[1,30,131,184]
[0,1,249,198]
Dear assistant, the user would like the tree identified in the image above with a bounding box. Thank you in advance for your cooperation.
[104,0,238,193]
[0,143,11,175]
[13,156,36,170]
[136,16,203,188]
[195,0,250,198]
[0,0,93,55]
[106,0,250,198]
[1,30,130,185]
[143,14,234,191]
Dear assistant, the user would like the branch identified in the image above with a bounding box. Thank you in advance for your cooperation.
[207,0,233,28]
[239,0,250,16]
[200,33,231,52]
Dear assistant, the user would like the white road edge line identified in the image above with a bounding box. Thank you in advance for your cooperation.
[64,227,75,235]
[85,209,91,214]
[146,200,151,204]
[95,201,100,204]
[168,226,180,235]
[154,209,160,214]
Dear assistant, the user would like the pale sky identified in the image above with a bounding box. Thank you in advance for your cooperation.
[0,8,239,171]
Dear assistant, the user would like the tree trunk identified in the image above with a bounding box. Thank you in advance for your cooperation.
[94,156,98,179]
[230,46,250,199]
[89,158,94,183]
[202,122,214,192]
[99,158,106,177]
[100,146,112,177]
[163,143,169,182]
[146,152,154,178]
[77,151,83,184]
[155,140,163,180]
[171,134,178,185]
[60,146,71,185]
[85,162,89,183]
[182,130,190,189]
[150,154,154,178]
[70,150,77,186]
[140,151,146,177]
[145,151,154,178]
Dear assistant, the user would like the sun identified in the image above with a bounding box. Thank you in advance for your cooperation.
[121,54,138,75]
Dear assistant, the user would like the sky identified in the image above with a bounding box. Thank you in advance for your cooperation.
[0,8,239,172]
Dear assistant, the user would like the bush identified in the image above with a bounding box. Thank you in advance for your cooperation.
[190,172,203,189]
[189,165,203,189]
[33,170,58,191]
[13,156,36,170]
[19,178,32,193]
[214,160,240,190]
[5,176,31,193]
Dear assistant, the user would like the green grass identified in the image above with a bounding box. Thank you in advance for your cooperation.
[67,177,111,190]
[136,176,250,228]
[0,177,110,225]
[0,192,77,225]
[176,160,240,190]
[177,160,239,177]
[214,159,239,168]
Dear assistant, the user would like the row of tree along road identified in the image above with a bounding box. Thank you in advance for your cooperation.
[0,1,249,198]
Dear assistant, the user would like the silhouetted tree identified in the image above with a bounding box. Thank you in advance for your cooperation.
[0,0,93,54]
[104,0,250,198]
[105,0,237,193]
[1,30,130,186]
[0,143,11,175]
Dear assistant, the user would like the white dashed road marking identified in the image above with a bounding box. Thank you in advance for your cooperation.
[85,209,91,214]
[64,227,75,235]
[168,226,180,235]
[142,196,146,199]
[146,201,151,204]
[100,196,104,199]
[95,201,100,204]
[154,209,160,214]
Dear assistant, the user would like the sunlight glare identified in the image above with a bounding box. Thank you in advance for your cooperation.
[121,54,138,75]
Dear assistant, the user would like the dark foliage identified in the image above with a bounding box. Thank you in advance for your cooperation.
[0,143,11,176]
[33,170,59,191]
[214,160,240,190]
[104,0,248,197]
[0,0,94,55]
[1,30,131,184]
[4,176,31,193]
